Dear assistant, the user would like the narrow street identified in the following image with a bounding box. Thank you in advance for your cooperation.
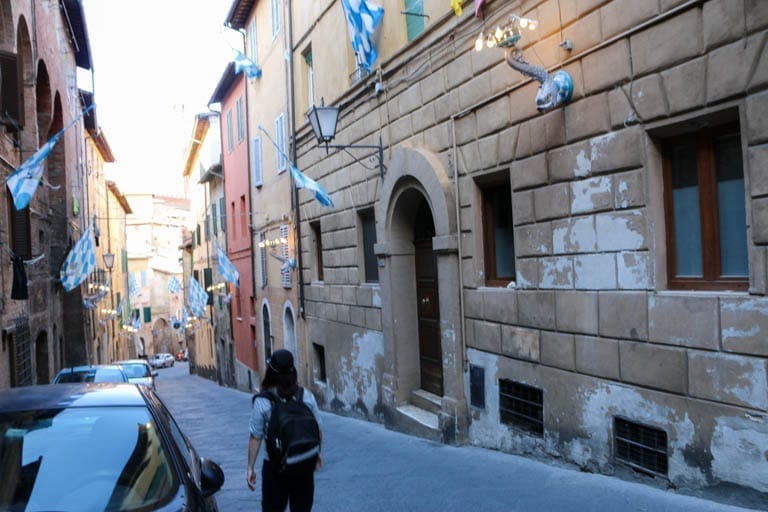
[155,364,763,512]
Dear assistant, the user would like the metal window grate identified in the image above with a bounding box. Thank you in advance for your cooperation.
[499,379,543,435]
[470,365,485,409]
[614,417,668,476]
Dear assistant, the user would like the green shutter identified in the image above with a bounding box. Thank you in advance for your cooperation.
[143,307,151,323]
[404,0,424,42]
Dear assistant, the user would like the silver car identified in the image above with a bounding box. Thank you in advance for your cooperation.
[52,364,129,384]
[116,359,158,390]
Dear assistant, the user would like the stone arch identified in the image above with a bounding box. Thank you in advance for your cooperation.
[35,60,52,139]
[375,146,467,442]
[152,317,173,355]
[283,300,297,364]
[260,299,272,363]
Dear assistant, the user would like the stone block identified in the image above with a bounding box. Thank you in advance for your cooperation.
[589,127,645,174]
[539,256,574,289]
[582,40,631,94]
[477,96,511,139]
[490,60,523,98]
[565,94,611,143]
[753,197,768,244]
[498,125,520,164]
[596,210,647,251]
[509,82,541,125]
[662,56,707,115]
[482,288,518,324]
[617,251,651,290]
[446,51,472,90]
[562,8,603,54]
[534,183,571,221]
[513,189,535,225]
[703,0,746,50]
[511,153,548,191]
[397,84,423,117]
[575,335,620,379]
[515,223,552,257]
[463,289,483,318]
[365,307,382,331]
[468,319,502,353]
[553,215,597,254]
[600,0,659,39]
[746,0,768,31]
[571,176,613,214]
[548,140,592,182]
[599,291,648,340]
[424,122,452,153]
[619,341,687,394]
[707,34,764,103]
[615,169,645,209]
[720,296,768,357]
[517,290,556,329]
[411,104,436,134]
[749,144,768,197]
[746,91,768,144]
[628,74,668,122]
[454,111,476,147]
[574,253,617,290]
[419,68,446,104]
[648,294,719,350]
[749,245,767,296]
[556,290,598,334]
[516,258,539,289]
[630,8,702,76]
[390,114,414,146]
[540,331,575,370]
[475,134,500,171]
[529,109,566,154]
[501,325,540,362]
[688,352,768,410]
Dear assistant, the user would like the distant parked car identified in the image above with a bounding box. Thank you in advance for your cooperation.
[53,364,129,384]
[150,353,175,368]
[116,359,158,390]
[0,383,224,511]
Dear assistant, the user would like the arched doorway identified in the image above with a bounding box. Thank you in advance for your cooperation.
[262,303,272,361]
[283,302,297,363]
[35,331,49,384]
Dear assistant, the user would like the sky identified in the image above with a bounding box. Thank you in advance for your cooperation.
[80,0,242,196]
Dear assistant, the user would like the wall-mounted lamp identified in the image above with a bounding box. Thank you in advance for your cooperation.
[306,101,385,180]
[102,252,115,270]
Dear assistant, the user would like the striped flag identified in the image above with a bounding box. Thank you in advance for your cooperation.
[341,0,384,73]
[60,226,96,292]
[233,51,262,79]
[258,125,334,207]
[168,275,182,294]
[451,0,462,16]
[188,277,208,318]
[6,105,95,210]
[217,245,240,286]
[129,274,140,298]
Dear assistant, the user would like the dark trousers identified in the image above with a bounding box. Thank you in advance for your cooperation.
[261,459,315,512]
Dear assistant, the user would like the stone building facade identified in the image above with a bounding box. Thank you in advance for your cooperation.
[288,0,768,496]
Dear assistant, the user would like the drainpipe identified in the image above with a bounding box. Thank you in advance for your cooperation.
[287,0,305,320]
[450,117,467,375]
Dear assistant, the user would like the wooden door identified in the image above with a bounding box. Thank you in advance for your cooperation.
[415,238,442,396]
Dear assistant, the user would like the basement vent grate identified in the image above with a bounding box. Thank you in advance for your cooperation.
[614,417,668,476]
[499,379,543,435]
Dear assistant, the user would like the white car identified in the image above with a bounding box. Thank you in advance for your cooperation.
[149,353,175,369]
[116,359,158,390]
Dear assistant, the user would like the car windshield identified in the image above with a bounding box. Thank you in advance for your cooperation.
[0,406,178,511]
[54,368,127,383]
[121,364,150,379]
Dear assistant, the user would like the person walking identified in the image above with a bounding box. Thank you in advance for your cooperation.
[247,349,323,512]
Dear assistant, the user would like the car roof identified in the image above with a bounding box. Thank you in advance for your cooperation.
[0,383,148,412]
[56,364,126,372]
[115,359,150,365]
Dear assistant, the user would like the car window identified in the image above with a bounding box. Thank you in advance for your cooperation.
[93,368,128,382]
[0,406,178,511]
[122,364,150,379]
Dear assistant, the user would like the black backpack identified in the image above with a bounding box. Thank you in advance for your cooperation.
[256,387,321,475]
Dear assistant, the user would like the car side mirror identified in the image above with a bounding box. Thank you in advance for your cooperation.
[199,457,224,497]
[152,372,159,378]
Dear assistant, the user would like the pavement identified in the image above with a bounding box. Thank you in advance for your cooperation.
[155,362,766,512]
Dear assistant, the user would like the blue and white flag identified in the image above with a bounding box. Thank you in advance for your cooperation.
[341,0,384,73]
[60,226,96,292]
[131,310,141,331]
[217,245,240,286]
[188,277,208,318]
[168,275,182,294]
[129,274,140,298]
[258,125,334,207]
[6,105,95,210]
[233,51,262,79]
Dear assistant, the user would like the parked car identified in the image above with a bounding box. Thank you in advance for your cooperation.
[0,383,224,511]
[149,353,175,368]
[52,364,129,384]
[116,359,158,390]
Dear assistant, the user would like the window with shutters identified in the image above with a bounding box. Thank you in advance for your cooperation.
[270,0,280,39]
[303,48,314,110]
[220,197,226,233]
[404,0,425,41]
[311,221,323,282]
[240,196,248,238]
[143,307,151,323]
[275,114,286,173]
[212,203,218,235]
[480,176,515,287]
[280,224,291,288]
[0,51,23,133]
[662,122,747,291]
[252,136,263,187]
[249,19,259,66]
[359,209,378,283]
[236,97,244,143]
[258,231,268,287]
[226,110,234,152]
[204,267,213,305]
